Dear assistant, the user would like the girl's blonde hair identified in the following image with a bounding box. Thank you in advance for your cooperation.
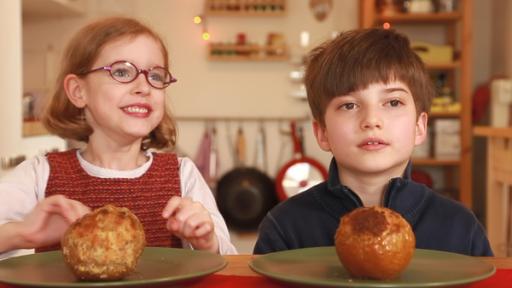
[42,17,176,150]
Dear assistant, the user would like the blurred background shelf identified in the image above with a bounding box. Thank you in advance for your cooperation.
[412,157,460,166]
[23,121,47,137]
[360,0,473,208]
[208,44,289,62]
[204,0,286,17]
[377,12,461,23]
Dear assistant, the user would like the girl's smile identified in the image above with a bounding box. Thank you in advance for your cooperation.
[121,103,153,118]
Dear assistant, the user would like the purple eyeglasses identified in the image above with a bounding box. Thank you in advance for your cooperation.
[81,60,177,89]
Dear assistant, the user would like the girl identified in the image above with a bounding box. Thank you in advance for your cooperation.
[0,17,236,259]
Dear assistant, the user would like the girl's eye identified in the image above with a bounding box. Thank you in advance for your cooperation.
[149,72,164,83]
[388,99,402,107]
[112,68,132,78]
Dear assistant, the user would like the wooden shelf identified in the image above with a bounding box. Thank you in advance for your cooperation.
[474,126,512,138]
[209,44,289,62]
[426,61,460,70]
[204,10,286,17]
[377,12,462,24]
[23,121,48,137]
[360,0,473,208]
[473,126,512,256]
[204,0,286,17]
[430,111,461,118]
[204,1,287,61]
[412,157,460,166]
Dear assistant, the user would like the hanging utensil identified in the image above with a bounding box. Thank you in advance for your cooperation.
[208,125,219,188]
[194,122,213,184]
[216,122,277,231]
[235,125,246,167]
[253,121,267,172]
[309,0,333,22]
[275,121,328,201]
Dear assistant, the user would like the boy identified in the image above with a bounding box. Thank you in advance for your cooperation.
[253,28,492,256]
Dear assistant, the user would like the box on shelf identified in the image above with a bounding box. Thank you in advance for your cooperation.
[434,119,460,158]
[434,118,460,133]
[411,41,453,64]
[412,132,431,158]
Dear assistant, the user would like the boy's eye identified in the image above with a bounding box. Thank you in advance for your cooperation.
[340,103,356,110]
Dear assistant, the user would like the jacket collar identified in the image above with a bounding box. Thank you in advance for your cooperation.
[318,157,427,224]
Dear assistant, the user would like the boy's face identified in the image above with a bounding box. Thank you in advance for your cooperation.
[313,81,428,179]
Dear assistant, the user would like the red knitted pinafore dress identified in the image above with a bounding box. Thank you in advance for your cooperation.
[36,150,182,252]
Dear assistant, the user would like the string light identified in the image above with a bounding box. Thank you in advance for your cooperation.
[383,22,391,29]
[194,14,210,41]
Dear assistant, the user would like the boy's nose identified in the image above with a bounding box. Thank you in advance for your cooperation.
[361,120,382,129]
[360,110,382,129]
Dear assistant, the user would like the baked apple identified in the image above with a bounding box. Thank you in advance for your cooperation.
[61,205,146,280]
[335,206,415,280]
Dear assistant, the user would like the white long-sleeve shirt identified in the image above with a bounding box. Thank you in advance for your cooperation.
[0,150,237,259]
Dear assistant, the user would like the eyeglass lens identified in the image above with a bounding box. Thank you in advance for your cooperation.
[110,62,172,88]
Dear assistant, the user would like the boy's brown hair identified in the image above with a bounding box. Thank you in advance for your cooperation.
[304,28,435,126]
[42,17,177,150]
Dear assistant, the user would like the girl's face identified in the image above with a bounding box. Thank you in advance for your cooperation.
[313,80,428,181]
[78,34,167,146]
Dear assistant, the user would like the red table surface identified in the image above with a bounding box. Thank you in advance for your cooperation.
[0,269,510,288]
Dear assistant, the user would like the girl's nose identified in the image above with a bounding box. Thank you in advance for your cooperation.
[133,73,151,96]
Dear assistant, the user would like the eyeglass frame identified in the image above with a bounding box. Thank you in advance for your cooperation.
[80,60,177,89]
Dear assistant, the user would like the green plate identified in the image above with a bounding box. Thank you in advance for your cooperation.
[0,247,226,287]
[249,247,496,287]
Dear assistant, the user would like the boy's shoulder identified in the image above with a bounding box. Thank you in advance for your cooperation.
[399,180,477,222]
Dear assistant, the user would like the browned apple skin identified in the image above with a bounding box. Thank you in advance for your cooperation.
[335,206,415,280]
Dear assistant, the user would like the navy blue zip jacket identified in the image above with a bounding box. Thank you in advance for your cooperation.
[254,159,493,256]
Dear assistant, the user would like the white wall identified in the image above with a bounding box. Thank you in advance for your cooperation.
[136,0,358,176]
[0,1,22,158]
[7,0,500,183]
[11,0,359,177]
[0,0,67,176]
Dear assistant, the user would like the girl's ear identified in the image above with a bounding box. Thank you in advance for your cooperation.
[63,74,87,108]
[414,112,428,146]
[313,120,331,152]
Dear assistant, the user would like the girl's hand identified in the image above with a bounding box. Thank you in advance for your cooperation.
[18,195,90,248]
[162,196,219,253]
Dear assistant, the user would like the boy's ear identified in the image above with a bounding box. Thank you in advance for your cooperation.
[414,112,428,146]
[313,120,331,152]
[63,74,87,108]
